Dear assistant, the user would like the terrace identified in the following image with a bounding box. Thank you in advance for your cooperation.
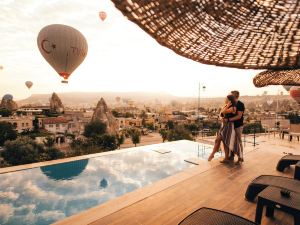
[53,136,298,225]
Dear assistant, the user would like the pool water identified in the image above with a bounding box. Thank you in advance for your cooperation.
[0,140,216,225]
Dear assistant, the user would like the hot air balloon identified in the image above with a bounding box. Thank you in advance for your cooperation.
[25,81,33,89]
[99,11,107,21]
[290,86,300,105]
[0,65,3,70]
[37,24,88,83]
[283,85,292,91]
[99,178,108,188]
[3,94,13,101]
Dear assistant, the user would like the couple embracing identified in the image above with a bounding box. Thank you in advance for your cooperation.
[208,91,245,165]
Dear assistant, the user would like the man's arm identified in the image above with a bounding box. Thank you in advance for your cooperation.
[225,111,243,122]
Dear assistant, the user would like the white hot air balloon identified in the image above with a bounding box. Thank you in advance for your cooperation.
[25,81,33,89]
[37,24,88,83]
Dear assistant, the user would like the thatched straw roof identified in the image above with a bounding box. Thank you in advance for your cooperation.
[253,69,300,87]
[112,0,300,69]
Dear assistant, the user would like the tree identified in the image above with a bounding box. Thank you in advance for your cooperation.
[92,134,117,150]
[2,137,41,165]
[116,132,125,149]
[167,125,193,141]
[43,136,55,148]
[0,122,17,146]
[166,120,174,130]
[129,129,141,147]
[185,124,199,137]
[146,122,155,131]
[111,110,120,117]
[159,129,168,142]
[0,108,12,117]
[84,121,107,138]
[2,136,64,166]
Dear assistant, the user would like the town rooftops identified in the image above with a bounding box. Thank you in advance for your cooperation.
[43,117,69,124]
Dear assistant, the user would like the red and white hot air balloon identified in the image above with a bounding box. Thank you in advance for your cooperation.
[37,24,88,83]
[25,81,33,89]
[290,86,300,105]
[99,11,107,21]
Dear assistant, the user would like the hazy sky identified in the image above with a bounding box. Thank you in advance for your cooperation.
[0,0,286,100]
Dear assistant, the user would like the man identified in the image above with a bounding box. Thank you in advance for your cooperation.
[224,90,245,164]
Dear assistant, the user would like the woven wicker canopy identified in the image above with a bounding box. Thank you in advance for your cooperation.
[253,69,300,87]
[112,0,300,69]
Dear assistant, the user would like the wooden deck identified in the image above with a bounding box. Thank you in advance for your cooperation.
[88,137,299,225]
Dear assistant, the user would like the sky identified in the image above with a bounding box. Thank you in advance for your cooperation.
[0,0,287,100]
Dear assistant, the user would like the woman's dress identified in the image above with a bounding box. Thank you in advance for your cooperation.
[219,111,236,155]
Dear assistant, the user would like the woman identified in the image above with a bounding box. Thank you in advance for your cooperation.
[208,95,236,162]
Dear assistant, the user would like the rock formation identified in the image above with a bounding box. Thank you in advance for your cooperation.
[92,98,118,134]
[0,98,18,111]
[50,92,64,113]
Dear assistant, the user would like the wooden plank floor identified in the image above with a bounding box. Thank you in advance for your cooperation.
[90,137,299,225]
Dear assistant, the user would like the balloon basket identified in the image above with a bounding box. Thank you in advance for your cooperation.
[61,80,68,84]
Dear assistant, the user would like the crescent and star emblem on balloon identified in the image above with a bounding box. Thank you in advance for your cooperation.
[41,39,56,54]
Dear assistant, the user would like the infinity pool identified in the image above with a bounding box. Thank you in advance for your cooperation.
[0,140,215,225]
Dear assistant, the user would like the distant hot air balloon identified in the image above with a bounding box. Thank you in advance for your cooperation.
[99,178,108,188]
[3,94,13,101]
[37,24,88,83]
[290,86,300,105]
[99,11,107,21]
[115,96,121,102]
[283,85,292,91]
[0,65,3,70]
[25,81,33,89]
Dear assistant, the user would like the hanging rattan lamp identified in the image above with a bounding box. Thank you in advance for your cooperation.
[253,69,300,87]
[111,0,300,70]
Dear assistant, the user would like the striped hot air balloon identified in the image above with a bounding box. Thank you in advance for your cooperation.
[37,24,88,83]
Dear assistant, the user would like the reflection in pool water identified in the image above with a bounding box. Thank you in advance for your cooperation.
[40,159,89,181]
[0,140,215,225]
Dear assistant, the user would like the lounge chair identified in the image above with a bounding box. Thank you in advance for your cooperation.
[245,175,300,201]
[276,154,300,172]
[178,207,257,225]
[288,124,300,142]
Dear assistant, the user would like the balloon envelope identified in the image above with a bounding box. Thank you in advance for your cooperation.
[25,81,33,89]
[37,24,88,83]
[3,94,13,101]
[0,65,3,70]
[99,11,107,21]
[283,85,292,91]
[290,86,300,104]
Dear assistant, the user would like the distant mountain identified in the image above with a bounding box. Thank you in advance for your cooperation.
[17,92,193,107]
[17,91,295,109]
